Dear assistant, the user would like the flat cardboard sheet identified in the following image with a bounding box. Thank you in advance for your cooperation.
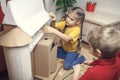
[3,0,50,36]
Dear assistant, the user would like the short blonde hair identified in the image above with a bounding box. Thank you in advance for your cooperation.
[87,25,120,58]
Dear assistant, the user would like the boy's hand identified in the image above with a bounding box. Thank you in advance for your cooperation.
[49,12,56,21]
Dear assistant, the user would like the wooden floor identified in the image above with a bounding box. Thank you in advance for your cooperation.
[34,42,96,80]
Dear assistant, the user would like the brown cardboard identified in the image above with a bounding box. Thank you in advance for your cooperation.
[33,34,57,78]
[0,25,33,47]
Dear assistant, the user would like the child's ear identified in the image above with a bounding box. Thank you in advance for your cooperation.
[96,49,102,57]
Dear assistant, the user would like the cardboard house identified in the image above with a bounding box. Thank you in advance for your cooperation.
[0,0,54,80]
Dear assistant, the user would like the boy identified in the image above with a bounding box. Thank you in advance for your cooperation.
[43,7,85,70]
[73,25,120,80]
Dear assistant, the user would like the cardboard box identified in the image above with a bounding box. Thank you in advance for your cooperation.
[33,34,57,78]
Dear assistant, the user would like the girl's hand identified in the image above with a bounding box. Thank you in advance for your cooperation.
[42,26,56,34]
[49,12,56,21]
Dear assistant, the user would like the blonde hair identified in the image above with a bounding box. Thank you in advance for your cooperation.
[66,7,85,23]
[88,25,120,58]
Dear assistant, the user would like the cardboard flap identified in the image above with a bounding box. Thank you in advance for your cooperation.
[0,26,33,47]
[3,0,50,36]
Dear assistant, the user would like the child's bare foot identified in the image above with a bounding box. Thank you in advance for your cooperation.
[73,64,81,80]
[73,64,81,75]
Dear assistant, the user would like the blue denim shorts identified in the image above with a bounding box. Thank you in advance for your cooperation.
[57,47,85,69]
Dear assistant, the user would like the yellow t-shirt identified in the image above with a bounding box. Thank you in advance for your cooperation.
[55,21,80,52]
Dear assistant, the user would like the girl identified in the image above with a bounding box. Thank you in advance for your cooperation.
[43,7,85,70]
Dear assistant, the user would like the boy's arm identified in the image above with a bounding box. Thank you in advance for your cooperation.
[43,26,72,42]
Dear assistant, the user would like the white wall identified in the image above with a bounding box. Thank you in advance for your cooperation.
[76,0,120,16]
[44,0,64,21]
[1,0,120,17]
[44,0,120,20]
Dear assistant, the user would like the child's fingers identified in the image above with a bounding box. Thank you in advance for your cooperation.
[49,12,56,20]
[49,12,55,17]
